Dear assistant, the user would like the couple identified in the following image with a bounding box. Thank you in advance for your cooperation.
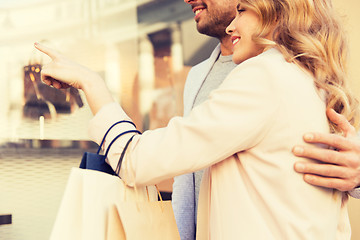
[35,0,360,239]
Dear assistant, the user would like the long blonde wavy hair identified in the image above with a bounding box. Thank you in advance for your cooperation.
[239,0,359,133]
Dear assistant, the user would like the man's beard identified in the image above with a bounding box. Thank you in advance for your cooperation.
[196,13,234,39]
[197,23,228,39]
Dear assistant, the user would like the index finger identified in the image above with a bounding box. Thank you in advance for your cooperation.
[34,42,60,60]
[303,132,354,151]
[326,108,357,137]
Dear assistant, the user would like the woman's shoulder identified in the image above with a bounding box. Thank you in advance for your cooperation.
[228,48,304,83]
[235,48,285,71]
[225,48,284,80]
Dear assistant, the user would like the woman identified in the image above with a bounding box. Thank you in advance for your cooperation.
[36,0,359,238]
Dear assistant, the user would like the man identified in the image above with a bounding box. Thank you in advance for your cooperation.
[172,0,360,239]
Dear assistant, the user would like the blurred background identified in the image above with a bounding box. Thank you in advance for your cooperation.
[0,0,358,239]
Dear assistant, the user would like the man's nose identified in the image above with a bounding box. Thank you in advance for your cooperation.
[184,0,194,4]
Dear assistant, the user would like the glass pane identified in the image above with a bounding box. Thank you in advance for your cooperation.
[0,0,139,142]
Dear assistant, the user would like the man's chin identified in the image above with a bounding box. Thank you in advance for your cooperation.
[197,25,209,35]
[197,26,219,38]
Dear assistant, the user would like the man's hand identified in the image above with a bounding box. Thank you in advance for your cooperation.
[293,109,360,192]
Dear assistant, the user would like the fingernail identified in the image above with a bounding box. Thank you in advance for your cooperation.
[293,146,304,155]
[304,133,313,141]
[295,162,305,172]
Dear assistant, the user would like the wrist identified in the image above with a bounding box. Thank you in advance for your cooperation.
[82,75,115,115]
[76,66,101,90]
[81,72,103,92]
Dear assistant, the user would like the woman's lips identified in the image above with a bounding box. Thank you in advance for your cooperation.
[231,36,240,46]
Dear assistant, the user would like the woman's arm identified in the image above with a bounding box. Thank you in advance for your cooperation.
[89,61,280,186]
[35,43,279,186]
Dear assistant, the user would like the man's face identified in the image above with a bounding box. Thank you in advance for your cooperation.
[184,0,237,39]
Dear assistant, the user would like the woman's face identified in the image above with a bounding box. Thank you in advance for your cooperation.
[226,4,266,64]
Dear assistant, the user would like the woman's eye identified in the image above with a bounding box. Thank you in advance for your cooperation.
[237,8,245,14]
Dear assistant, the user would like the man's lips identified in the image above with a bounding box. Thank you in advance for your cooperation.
[193,6,205,15]
[192,6,205,20]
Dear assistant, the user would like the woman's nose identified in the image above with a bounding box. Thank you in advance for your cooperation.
[226,19,235,35]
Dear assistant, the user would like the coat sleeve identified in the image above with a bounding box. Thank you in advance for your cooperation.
[89,57,281,186]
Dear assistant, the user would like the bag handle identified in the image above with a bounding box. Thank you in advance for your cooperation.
[118,134,165,210]
[115,134,137,176]
[104,130,141,159]
[97,120,137,154]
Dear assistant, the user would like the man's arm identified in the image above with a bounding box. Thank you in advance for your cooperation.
[293,109,360,197]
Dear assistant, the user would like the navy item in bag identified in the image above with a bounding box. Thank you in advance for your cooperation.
[79,120,141,175]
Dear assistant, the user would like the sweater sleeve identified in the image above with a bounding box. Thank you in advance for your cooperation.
[349,188,360,199]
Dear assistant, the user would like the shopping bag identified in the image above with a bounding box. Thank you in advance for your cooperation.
[105,141,181,239]
[107,198,181,240]
[50,120,180,240]
[79,120,139,175]
[50,167,158,240]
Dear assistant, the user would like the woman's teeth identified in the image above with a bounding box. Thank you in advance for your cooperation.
[233,38,240,45]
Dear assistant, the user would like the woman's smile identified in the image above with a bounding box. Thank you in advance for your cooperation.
[231,36,240,46]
